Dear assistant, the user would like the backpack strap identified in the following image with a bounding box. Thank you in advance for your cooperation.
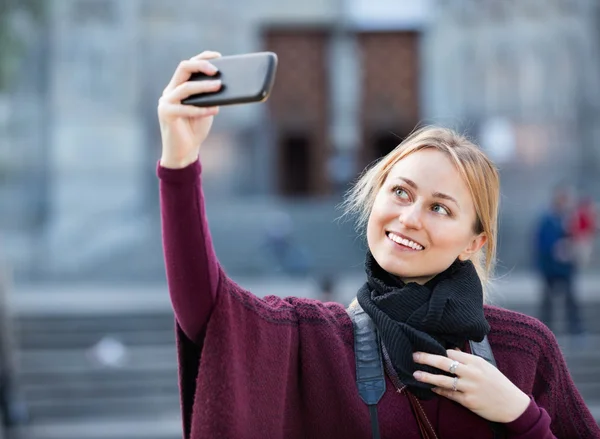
[348,303,386,439]
[469,337,503,439]
[469,337,497,367]
[348,302,504,439]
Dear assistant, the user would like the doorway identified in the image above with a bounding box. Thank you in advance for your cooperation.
[279,133,311,196]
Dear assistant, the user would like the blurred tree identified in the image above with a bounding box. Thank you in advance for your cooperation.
[0,0,46,92]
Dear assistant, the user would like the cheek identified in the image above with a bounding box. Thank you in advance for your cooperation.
[366,197,389,242]
[429,224,472,251]
[366,211,380,247]
[370,195,397,222]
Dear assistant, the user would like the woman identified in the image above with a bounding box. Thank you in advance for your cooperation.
[157,52,599,439]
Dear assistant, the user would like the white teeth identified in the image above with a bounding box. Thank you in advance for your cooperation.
[388,233,423,250]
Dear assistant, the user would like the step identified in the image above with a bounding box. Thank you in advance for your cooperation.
[23,374,177,401]
[17,331,176,350]
[18,345,176,372]
[9,414,182,439]
[17,313,176,331]
[26,393,181,420]
[20,366,176,385]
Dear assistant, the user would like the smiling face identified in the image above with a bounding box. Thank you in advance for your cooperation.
[366,148,487,284]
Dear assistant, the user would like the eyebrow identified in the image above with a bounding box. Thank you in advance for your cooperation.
[392,176,461,210]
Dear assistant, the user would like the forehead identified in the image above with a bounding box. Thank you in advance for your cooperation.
[385,149,470,199]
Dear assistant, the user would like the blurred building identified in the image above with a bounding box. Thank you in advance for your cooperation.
[1,0,599,280]
[426,0,600,270]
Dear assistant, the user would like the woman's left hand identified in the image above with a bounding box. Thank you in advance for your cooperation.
[412,349,531,423]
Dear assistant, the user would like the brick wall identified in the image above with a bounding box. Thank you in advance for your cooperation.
[264,29,331,196]
[358,31,421,166]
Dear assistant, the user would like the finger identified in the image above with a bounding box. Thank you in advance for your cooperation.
[159,102,219,119]
[447,349,479,365]
[164,59,219,95]
[413,371,457,390]
[190,51,222,60]
[433,387,466,404]
[413,352,454,373]
[165,79,222,104]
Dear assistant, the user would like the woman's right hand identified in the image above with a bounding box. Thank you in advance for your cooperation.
[158,51,223,169]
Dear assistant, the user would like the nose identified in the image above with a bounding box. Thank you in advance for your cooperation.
[398,203,423,230]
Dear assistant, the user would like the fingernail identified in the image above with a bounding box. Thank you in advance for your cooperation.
[413,352,420,361]
[413,371,422,379]
[207,64,218,73]
[207,80,221,86]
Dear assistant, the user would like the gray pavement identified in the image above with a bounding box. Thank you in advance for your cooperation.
[9,270,600,316]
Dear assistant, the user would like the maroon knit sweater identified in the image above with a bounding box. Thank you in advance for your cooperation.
[158,160,600,439]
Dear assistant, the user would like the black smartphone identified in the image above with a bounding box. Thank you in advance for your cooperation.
[181,52,278,107]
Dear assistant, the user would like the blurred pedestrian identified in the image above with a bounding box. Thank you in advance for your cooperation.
[261,211,312,277]
[156,52,598,438]
[570,196,597,268]
[317,274,336,302]
[534,186,585,336]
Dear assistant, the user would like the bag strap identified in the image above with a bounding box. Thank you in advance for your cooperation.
[348,303,504,439]
[381,344,438,439]
[348,303,386,439]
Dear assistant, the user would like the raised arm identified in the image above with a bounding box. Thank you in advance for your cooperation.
[157,51,224,343]
[158,160,220,342]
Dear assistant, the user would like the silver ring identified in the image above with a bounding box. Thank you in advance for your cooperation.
[449,360,460,375]
[452,376,459,392]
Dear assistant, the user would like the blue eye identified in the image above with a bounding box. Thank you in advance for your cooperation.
[432,204,450,216]
[393,186,409,199]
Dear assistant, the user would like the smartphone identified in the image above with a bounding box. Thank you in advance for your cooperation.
[181,52,278,107]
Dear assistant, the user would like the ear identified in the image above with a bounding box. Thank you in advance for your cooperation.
[458,233,487,261]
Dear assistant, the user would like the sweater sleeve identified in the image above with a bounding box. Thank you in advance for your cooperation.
[525,324,600,438]
[158,159,220,343]
[485,307,599,439]
[504,398,556,439]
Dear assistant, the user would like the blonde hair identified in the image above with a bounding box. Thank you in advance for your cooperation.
[342,126,500,294]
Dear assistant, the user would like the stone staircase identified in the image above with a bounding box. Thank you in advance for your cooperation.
[8,299,600,439]
[11,312,181,439]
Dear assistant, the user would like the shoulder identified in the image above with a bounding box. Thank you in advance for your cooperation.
[483,305,561,364]
[484,305,555,342]
[278,295,352,326]
[218,273,352,327]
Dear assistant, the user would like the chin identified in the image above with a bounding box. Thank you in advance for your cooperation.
[374,252,431,282]
[374,253,410,276]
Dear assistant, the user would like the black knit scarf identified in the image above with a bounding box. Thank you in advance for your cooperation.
[356,251,490,400]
